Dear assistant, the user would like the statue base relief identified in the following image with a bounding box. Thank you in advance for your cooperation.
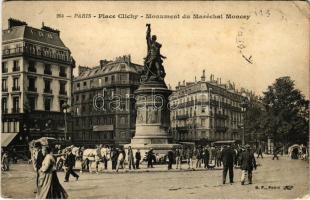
[124,79,180,155]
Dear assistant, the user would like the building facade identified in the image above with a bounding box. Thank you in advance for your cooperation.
[169,70,245,143]
[1,19,75,151]
[72,55,143,146]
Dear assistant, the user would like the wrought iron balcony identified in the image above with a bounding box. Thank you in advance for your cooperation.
[59,90,67,95]
[28,67,37,73]
[215,126,228,132]
[2,47,73,64]
[44,70,52,75]
[12,86,20,91]
[12,107,20,113]
[13,66,20,71]
[28,87,37,92]
[59,72,67,77]
[176,114,189,120]
[44,88,53,93]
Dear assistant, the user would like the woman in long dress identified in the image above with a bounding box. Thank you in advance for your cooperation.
[37,146,68,199]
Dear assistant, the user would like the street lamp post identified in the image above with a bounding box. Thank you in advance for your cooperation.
[62,103,70,141]
[240,93,249,146]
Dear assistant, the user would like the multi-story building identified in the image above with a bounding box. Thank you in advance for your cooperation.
[169,70,245,143]
[1,18,75,151]
[72,55,143,146]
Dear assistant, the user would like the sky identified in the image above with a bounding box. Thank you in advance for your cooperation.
[2,1,309,98]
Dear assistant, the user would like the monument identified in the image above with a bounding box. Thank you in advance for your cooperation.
[126,24,179,154]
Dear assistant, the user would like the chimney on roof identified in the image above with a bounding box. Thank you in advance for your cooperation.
[41,23,60,36]
[78,65,90,75]
[201,70,206,81]
[8,18,27,28]
[195,76,197,83]
[183,80,186,86]
[100,59,109,68]
[168,84,172,90]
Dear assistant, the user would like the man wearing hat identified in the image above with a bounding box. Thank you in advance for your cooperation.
[221,145,236,184]
[64,148,79,182]
[240,144,257,185]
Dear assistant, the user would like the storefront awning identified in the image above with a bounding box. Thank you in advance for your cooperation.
[1,133,18,147]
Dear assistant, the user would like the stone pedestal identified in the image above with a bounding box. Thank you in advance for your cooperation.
[125,79,180,155]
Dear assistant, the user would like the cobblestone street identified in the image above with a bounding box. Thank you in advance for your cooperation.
[1,156,309,199]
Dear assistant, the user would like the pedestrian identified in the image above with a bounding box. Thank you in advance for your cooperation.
[116,148,125,172]
[175,147,182,170]
[216,147,222,167]
[272,146,280,160]
[221,145,236,184]
[1,151,9,171]
[64,148,79,182]
[195,146,203,168]
[167,149,174,170]
[101,145,108,170]
[135,149,141,169]
[240,144,257,185]
[257,145,263,159]
[37,146,68,199]
[111,147,118,170]
[147,149,154,168]
[186,147,193,169]
[33,142,44,193]
[203,146,210,169]
[12,148,17,164]
[127,146,135,170]
[95,145,102,174]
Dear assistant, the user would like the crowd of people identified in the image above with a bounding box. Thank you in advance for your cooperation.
[2,141,308,199]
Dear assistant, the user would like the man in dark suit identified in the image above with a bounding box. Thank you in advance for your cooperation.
[167,149,174,170]
[135,149,141,169]
[64,148,79,182]
[240,144,257,185]
[221,145,236,184]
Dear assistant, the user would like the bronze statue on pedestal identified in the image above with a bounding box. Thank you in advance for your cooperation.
[143,24,166,82]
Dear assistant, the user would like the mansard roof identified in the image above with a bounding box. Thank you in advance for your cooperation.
[3,25,68,49]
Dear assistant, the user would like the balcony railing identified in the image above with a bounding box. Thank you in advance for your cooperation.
[44,70,52,75]
[59,90,67,95]
[12,107,20,113]
[176,114,189,120]
[12,86,20,91]
[13,66,20,71]
[214,113,228,119]
[215,126,228,132]
[2,46,73,64]
[28,67,37,73]
[28,87,37,92]
[59,72,67,77]
[44,88,53,93]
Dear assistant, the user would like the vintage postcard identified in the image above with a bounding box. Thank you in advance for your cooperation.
[1,1,309,199]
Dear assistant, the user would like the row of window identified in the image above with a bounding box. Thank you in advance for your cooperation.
[1,121,20,133]
[2,60,67,77]
[170,93,241,108]
[1,96,67,113]
[75,74,139,90]
[2,77,67,95]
